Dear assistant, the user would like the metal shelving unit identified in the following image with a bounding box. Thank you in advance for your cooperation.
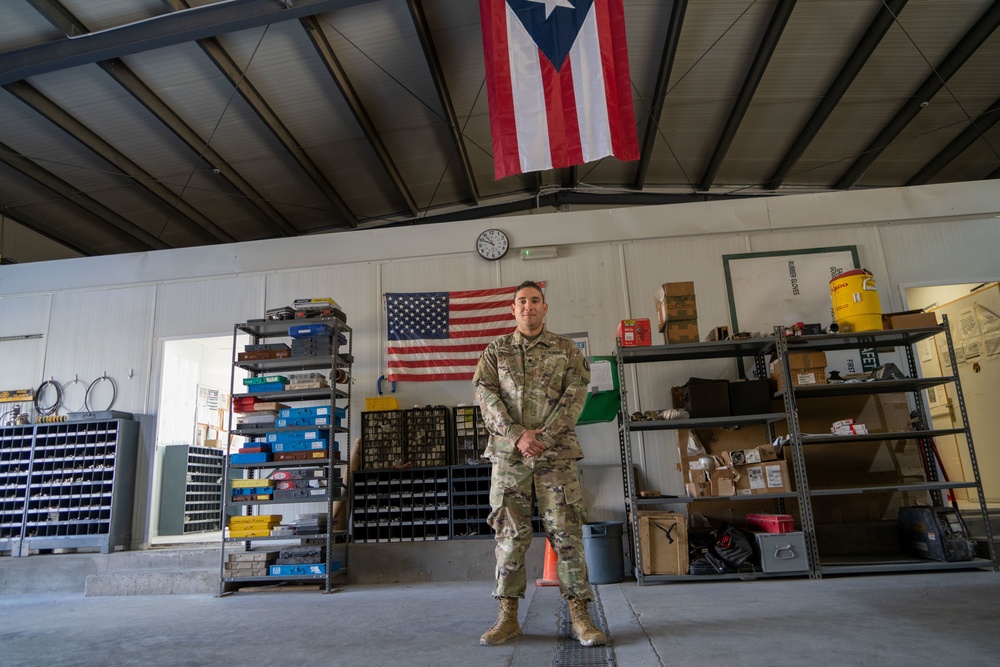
[775,319,998,576]
[617,321,998,584]
[616,337,790,584]
[219,313,352,595]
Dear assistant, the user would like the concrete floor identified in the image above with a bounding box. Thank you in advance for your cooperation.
[2,570,999,666]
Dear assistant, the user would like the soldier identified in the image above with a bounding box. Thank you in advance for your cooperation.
[473,280,606,647]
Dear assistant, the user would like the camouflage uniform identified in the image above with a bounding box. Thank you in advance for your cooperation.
[473,327,593,601]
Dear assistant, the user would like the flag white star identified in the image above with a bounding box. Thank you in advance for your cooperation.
[526,0,575,20]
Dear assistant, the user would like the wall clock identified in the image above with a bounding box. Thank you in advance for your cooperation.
[476,228,510,261]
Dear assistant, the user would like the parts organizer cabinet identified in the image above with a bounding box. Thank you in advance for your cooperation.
[350,464,544,541]
[360,407,452,469]
[774,318,997,576]
[616,337,790,584]
[0,418,139,557]
[220,314,352,594]
[351,467,451,542]
[158,445,224,535]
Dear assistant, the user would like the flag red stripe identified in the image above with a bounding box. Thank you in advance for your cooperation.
[387,372,475,382]
[450,285,525,299]
[450,326,514,339]
[388,359,480,369]
[542,55,582,169]
[597,0,638,159]
[480,0,520,179]
[450,314,514,325]
[449,300,513,311]
[387,343,488,355]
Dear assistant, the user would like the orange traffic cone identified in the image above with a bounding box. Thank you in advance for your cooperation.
[535,539,559,587]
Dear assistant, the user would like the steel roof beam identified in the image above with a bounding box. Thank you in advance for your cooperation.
[99,59,298,237]
[26,0,290,239]
[764,0,907,190]
[0,0,379,86]
[907,97,1000,186]
[301,15,419,216]
[24,0,84,37]
[634,0,688,190]
[0,143,168,251]
[698,0,796,192]
[5,80,234,244]
[406,0,480,205]
[835,0,1000,189]
[378,189,761,227]
[163,0,357,228]
[0,204,96,257]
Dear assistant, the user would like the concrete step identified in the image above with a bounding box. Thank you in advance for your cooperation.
[85,568,218,596]
[2,538,532,596]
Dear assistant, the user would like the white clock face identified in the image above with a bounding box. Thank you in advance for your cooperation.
[476,228,509,260]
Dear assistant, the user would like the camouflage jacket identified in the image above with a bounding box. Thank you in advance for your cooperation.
[473,327,590,461]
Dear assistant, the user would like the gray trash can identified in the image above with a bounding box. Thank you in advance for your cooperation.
[582,521,624,584]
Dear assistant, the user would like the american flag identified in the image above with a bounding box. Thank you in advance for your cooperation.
[386,285,537,382]
[480,0,639,179]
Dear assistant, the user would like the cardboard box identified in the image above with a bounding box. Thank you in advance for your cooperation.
[722,443,778,468]
[705,326,729,341]
[770,350,828,391]
[617,319,653,347]
[736,460,791,495]
[654,282,697,332]
[882,310,938,330]
[638,512,689,575]
[664,320,699,344]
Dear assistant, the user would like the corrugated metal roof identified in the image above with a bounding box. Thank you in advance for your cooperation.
[0,0,997,262]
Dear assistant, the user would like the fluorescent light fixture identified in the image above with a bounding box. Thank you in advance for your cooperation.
[520,246,558,260]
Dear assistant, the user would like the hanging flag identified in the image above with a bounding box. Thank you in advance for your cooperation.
[386,284,541,382]
[480,0,639,179]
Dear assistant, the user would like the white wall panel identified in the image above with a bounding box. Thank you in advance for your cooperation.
[43,286,155,416]
[0,294,51,400]
[879,217,1000,292]
[154,275,265,340]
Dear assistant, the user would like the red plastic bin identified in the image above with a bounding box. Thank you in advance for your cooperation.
[746,513,795,533]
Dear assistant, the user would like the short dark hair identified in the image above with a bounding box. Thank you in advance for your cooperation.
[514,280,545,302]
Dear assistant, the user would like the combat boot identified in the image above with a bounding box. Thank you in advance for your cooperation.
[480,597,522,646]
[569,598,607,646]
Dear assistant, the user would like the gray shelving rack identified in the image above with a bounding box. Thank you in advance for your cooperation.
[0,418,139,557]
[219,313,352,595]
[158,445,224,535]
[616,320,998,585]
[616,337,788,584]
[774,317,998,576]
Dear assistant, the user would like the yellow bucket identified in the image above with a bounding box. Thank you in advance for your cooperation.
[829,269,883,332]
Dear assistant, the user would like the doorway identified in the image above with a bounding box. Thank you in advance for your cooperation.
[904,282,1000,508]
[149,334,246,544]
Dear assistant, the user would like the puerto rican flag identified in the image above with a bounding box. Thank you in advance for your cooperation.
[480,0,639,179]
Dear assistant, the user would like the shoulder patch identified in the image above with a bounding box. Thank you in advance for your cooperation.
[583,357,590,371]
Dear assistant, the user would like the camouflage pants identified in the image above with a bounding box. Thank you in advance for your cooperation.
[487,457,593,601]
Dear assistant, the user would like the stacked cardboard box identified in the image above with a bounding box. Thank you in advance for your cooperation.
[225,550,279,577]
[654,282,698,344]
[770,350,828,391]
